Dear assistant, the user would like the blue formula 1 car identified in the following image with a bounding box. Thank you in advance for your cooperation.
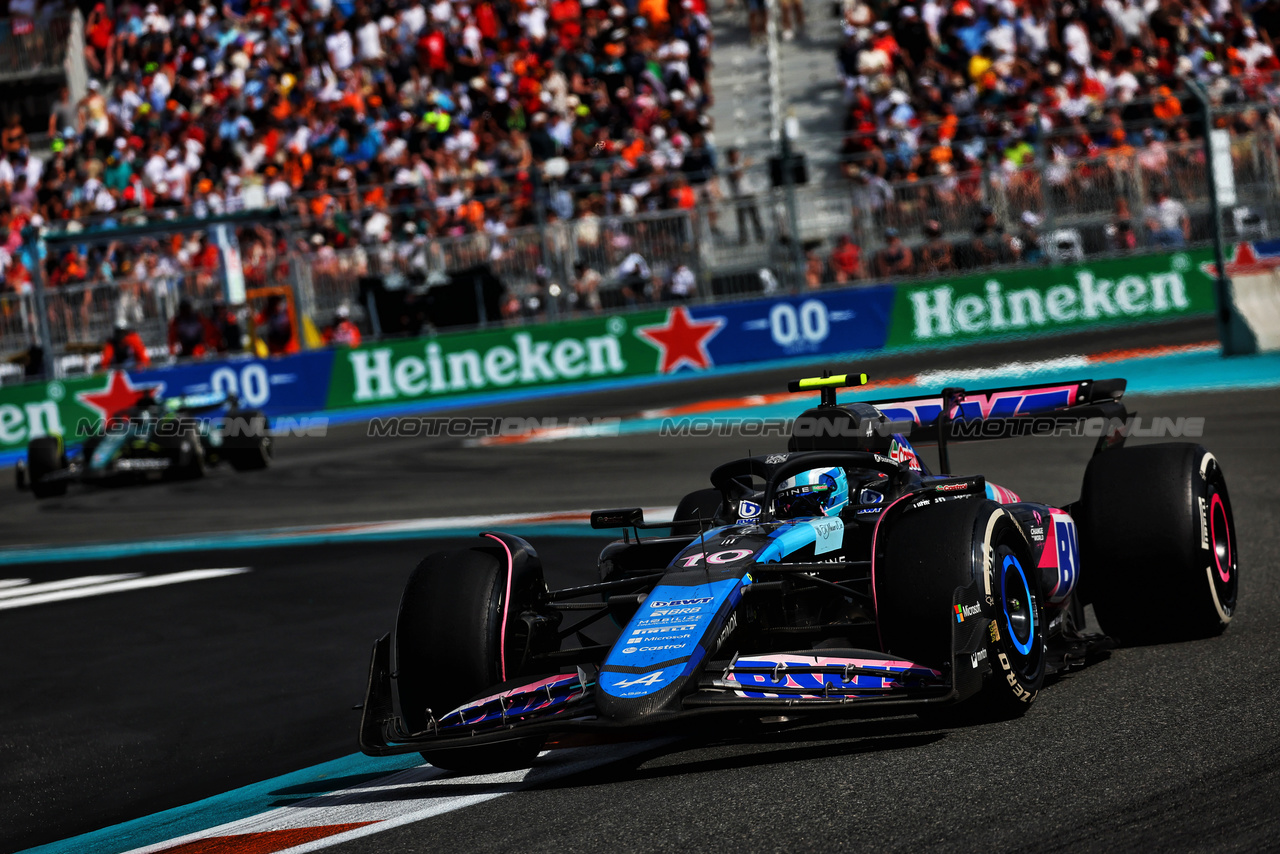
[358,371,1239,772]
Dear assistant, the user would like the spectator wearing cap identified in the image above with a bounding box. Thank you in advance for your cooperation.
[873,228,913,278]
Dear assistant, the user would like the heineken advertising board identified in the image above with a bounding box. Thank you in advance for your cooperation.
[885,250,1216,349]
[0,250,1220,458]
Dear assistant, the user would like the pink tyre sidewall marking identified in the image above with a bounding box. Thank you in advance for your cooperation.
[1209,492,1232,584]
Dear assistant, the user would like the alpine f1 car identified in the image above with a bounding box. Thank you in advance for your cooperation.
[358,371,1238,772]
[16,391,273,499]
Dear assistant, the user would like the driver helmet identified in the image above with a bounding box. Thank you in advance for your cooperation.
[774,467,850,519]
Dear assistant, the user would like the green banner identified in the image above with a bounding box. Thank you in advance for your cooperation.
[0,376,105,451]
[885,250,1216,350]
[325,311,669,409]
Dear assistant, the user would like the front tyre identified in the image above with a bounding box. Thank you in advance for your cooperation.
[1080,443,1238,643]
[877,497,1045,719]
[27,437,68,499]
[224,410,273,471]
[393,541,548,773]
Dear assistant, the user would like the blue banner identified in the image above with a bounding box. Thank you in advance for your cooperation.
[130,351,335,418]
[632,286,895,375]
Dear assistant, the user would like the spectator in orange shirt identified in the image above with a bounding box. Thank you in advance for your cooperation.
[830,234,864,283]
[323,305,362,347]
[101,323,150,369]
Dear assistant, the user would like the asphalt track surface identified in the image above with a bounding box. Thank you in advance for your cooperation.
[5,317,1280,853]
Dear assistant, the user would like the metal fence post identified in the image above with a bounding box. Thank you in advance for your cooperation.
[1185,77,1257,356]
[530,164,560,320]
[1037,147,1058,265]
[780,132,805,290]
[690,202,706,299]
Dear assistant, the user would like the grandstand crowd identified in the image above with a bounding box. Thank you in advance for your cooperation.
[0,0,1278,328]
[0,0,717,302]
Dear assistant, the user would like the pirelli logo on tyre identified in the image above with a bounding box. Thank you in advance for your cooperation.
[997,652,1035,703]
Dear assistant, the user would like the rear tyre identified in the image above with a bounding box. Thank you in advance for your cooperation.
[877,497,1045,720]
[671,488,725,536]
[173,426,206,480]
[394,544,548,773]
[1080,443,1237,643]
[224,410,272,471]
[27,437,68,499]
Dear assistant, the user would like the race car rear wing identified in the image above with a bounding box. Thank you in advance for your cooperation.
[786,372,1132,474]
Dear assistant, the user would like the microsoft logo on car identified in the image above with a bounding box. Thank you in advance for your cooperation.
[954,603,983,623]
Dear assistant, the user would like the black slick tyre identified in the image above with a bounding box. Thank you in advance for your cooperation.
[224,410,272,471]
[393,543,547,773]
[27,437,68,499]
[172,425,206,480]
[1079,443,1237,643]
[877,496,1045,720]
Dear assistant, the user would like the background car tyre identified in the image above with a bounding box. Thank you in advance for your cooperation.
[224,410,272,471]
[670,488,725,535]
[172,425,206,480]
[393,543,548,773]
[27,437,68,499]
[1079,443,1237,643]
[876,496,1045,720]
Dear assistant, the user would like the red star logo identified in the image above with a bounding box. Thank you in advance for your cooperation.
[635,306,725,373]
[77,370,165,422]
[1202,242,1280,278]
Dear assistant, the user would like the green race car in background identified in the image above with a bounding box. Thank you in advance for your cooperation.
[15,391,273,499]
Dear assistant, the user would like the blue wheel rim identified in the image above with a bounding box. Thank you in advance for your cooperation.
[1002,554,1035,656]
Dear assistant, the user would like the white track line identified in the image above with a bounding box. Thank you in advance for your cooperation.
[0,568,251,611]
[123,739,675,854]
[0,573,141,599]
[0,578,31,588]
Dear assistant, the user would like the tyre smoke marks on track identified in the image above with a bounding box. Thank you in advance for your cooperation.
[0,568,251,610]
